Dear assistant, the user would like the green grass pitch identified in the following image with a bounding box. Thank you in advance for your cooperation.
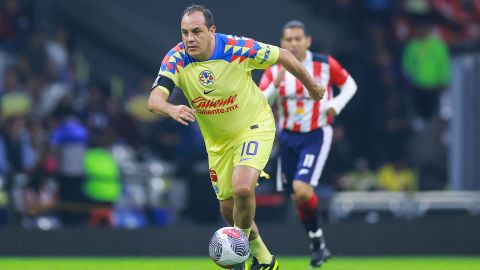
[0,257,479,270]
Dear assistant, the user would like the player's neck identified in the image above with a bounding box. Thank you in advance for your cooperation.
[298,51,307,63]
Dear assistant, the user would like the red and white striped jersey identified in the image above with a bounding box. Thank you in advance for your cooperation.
[259,50,350,133]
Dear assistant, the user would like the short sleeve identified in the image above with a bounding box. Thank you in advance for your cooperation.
[152,43,185,91]
[328,56,349,86]
[248,42,280,70]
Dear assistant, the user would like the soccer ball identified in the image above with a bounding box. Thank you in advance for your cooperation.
[208,227,250,268]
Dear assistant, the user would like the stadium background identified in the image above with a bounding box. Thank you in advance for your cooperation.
[0,0,479,264]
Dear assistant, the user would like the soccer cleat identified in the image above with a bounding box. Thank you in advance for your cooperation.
[231,257,256,270]
[309,237,332,268]
[250,255,279,270]
[250,257,259,269]
[231,262,246,270]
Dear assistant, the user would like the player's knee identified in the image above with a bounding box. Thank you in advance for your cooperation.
[233,186,254,198]
[292,181,314,201]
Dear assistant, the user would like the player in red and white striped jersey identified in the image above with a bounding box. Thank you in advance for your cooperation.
[259,20,357,268]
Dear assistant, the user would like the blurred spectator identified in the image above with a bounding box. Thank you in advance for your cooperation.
[106,98,140,148]
[23,31,48,78]
[0,116,36,175]
[45,28,71,82]
[83,147,121,227]
[37,75,71,118]
[12,54,32,84]
[431,0,480,49]
[21,151,60,229]
[81,83,109,144]
[378,160,417,192]
[0,68,32,118]
[0,176,8,225]
[50,97,89,225]
[338,159,378,191]
[402,18,451,122]
[0,0,31,52]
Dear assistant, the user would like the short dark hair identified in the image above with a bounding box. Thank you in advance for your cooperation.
[182,5,214,28]
[283,20,308,36]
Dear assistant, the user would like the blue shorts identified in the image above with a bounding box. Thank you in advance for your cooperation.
[276,125,333,193]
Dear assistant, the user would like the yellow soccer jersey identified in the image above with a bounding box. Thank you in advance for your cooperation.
[153,33,279,151]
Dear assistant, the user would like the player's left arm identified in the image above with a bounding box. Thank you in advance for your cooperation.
[248,39,324,101]
[326,56,357,117]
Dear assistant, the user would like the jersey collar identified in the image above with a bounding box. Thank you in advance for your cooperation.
[303,50,313,65]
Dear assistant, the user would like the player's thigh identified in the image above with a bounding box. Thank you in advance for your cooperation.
[232,129,275,181]
[278,132,299,184]
[208,150,235,201]
[294,126,333,187]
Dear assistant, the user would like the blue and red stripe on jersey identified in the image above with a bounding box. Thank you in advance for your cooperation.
[159,33,264,75]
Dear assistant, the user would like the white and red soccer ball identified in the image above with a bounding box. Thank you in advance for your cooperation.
[208,227,250,268]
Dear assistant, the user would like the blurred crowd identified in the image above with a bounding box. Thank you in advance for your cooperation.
[301,0,479,193]
[0,0,478,228]
[0,0,213,228]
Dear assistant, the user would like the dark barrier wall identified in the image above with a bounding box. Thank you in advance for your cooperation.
[1,216,479,256]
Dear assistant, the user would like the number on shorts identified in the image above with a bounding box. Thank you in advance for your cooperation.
[303,154,315,168]
[241,141,258,156]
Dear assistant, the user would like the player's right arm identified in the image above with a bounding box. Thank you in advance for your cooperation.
[148,44,196,126]
[148,85,195,126]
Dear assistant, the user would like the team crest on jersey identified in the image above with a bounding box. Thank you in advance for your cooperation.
[199,70,215,86]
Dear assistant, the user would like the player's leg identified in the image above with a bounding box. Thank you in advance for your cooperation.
[276,130,299,193]
[219,197,260,241]
[292,180,331,266]
[231,165,258,235]
[232,165,276,267]
[230,130,278,269]
[210,152,256,270]
[291,126,333,267]
[220,198,278,270]
[278,129,324,242]
[216,165,259,242]
[220,176,278,269]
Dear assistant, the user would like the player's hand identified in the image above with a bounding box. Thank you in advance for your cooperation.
[307,84,325,101]
[326,107,337,118]
[274,67,285,88]
[167,105,196,126]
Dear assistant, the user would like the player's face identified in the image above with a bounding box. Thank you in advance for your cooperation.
[281,28,311,61]
[181,11,216,60]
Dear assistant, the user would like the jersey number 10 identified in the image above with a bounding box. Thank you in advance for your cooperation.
[241,141,258,156]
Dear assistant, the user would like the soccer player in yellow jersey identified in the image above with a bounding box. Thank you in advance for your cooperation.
[148,5,325,270]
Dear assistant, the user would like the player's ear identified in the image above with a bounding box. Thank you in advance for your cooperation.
[210,25,216,35]
[306,35,312,48]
